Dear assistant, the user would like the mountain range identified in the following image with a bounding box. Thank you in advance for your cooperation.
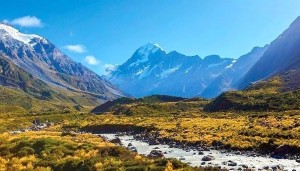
[105,43,266,98]
[106,43,234,97]
[106,16,300,98]
[1,15,300,110]
[0,23,125,113]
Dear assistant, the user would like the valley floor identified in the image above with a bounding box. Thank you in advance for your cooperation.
[0,108,299,170]
[77,112,300,156]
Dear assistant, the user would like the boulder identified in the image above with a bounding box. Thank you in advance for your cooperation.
[148,150,164,158]
[198,151,204,155]
[129,147,137,152]
[275,145,292,156]
[201,155,215,161]
[240,164,248,169]
[110,138,122,144]
[149,139,160,145]
[228,161,237,166]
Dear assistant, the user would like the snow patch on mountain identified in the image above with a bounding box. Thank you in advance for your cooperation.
[137,65,153,79]
[160,65,181,79]
[129,43,163,67]
[0,23,46,47]
[185,67,192,74]
[138,43,163,54]
[225,59,237,69]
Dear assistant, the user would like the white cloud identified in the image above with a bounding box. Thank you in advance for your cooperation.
[85,55,101,65]
[103,64,118,76]
[3,16,43,27]
[64,44,86,53]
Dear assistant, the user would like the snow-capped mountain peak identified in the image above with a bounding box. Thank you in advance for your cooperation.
[0,23,46,47]
[124,43,166,67]
[137,43,164,55]
[106,43,235,98]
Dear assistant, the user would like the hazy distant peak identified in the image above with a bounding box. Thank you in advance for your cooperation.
[203,55,222,62]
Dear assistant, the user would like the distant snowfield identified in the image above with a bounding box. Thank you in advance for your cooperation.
[101,134,300,171]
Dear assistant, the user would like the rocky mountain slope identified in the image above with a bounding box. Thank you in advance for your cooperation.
[0,23,128,113]
[0,53,116,113]
[238,16,300,89]
[201,45,268,98]
[0,23,125,101]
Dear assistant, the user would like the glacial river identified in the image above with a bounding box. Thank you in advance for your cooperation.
[101,134,300,171]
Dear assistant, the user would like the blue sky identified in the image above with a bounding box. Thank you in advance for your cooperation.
[1,0,300,74]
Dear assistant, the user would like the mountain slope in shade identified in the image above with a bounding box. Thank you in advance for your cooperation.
[238,16,300,89]
[0,23,125,102]
[201,45,268,98]
[0,54,51,95]
[0,53,107,113]
[106,43,235,98]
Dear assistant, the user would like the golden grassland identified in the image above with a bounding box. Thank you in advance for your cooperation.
[1,104,299,152]
[67,111,300,150]
[0,129,205,171]
[0,130,109,170]
[0,109,298,170]
[0,114,217,171]
[1,96,300,151]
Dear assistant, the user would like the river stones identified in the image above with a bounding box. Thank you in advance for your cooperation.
[179,157,185,160]
[198,151,204,155]
[263,166,269,170]
[197,147,210,151]
[148,150,164,158]
[227,161,237,166]
[129,146,137,152]
[239,164,248,169]
[270,165,284,171]
[201,155,215,161]
[149,139,160,145]
[110,138,122,144]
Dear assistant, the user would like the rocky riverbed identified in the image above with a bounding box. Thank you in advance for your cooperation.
[101,133,300,171]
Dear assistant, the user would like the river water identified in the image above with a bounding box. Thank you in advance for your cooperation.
[101,134,300,171]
